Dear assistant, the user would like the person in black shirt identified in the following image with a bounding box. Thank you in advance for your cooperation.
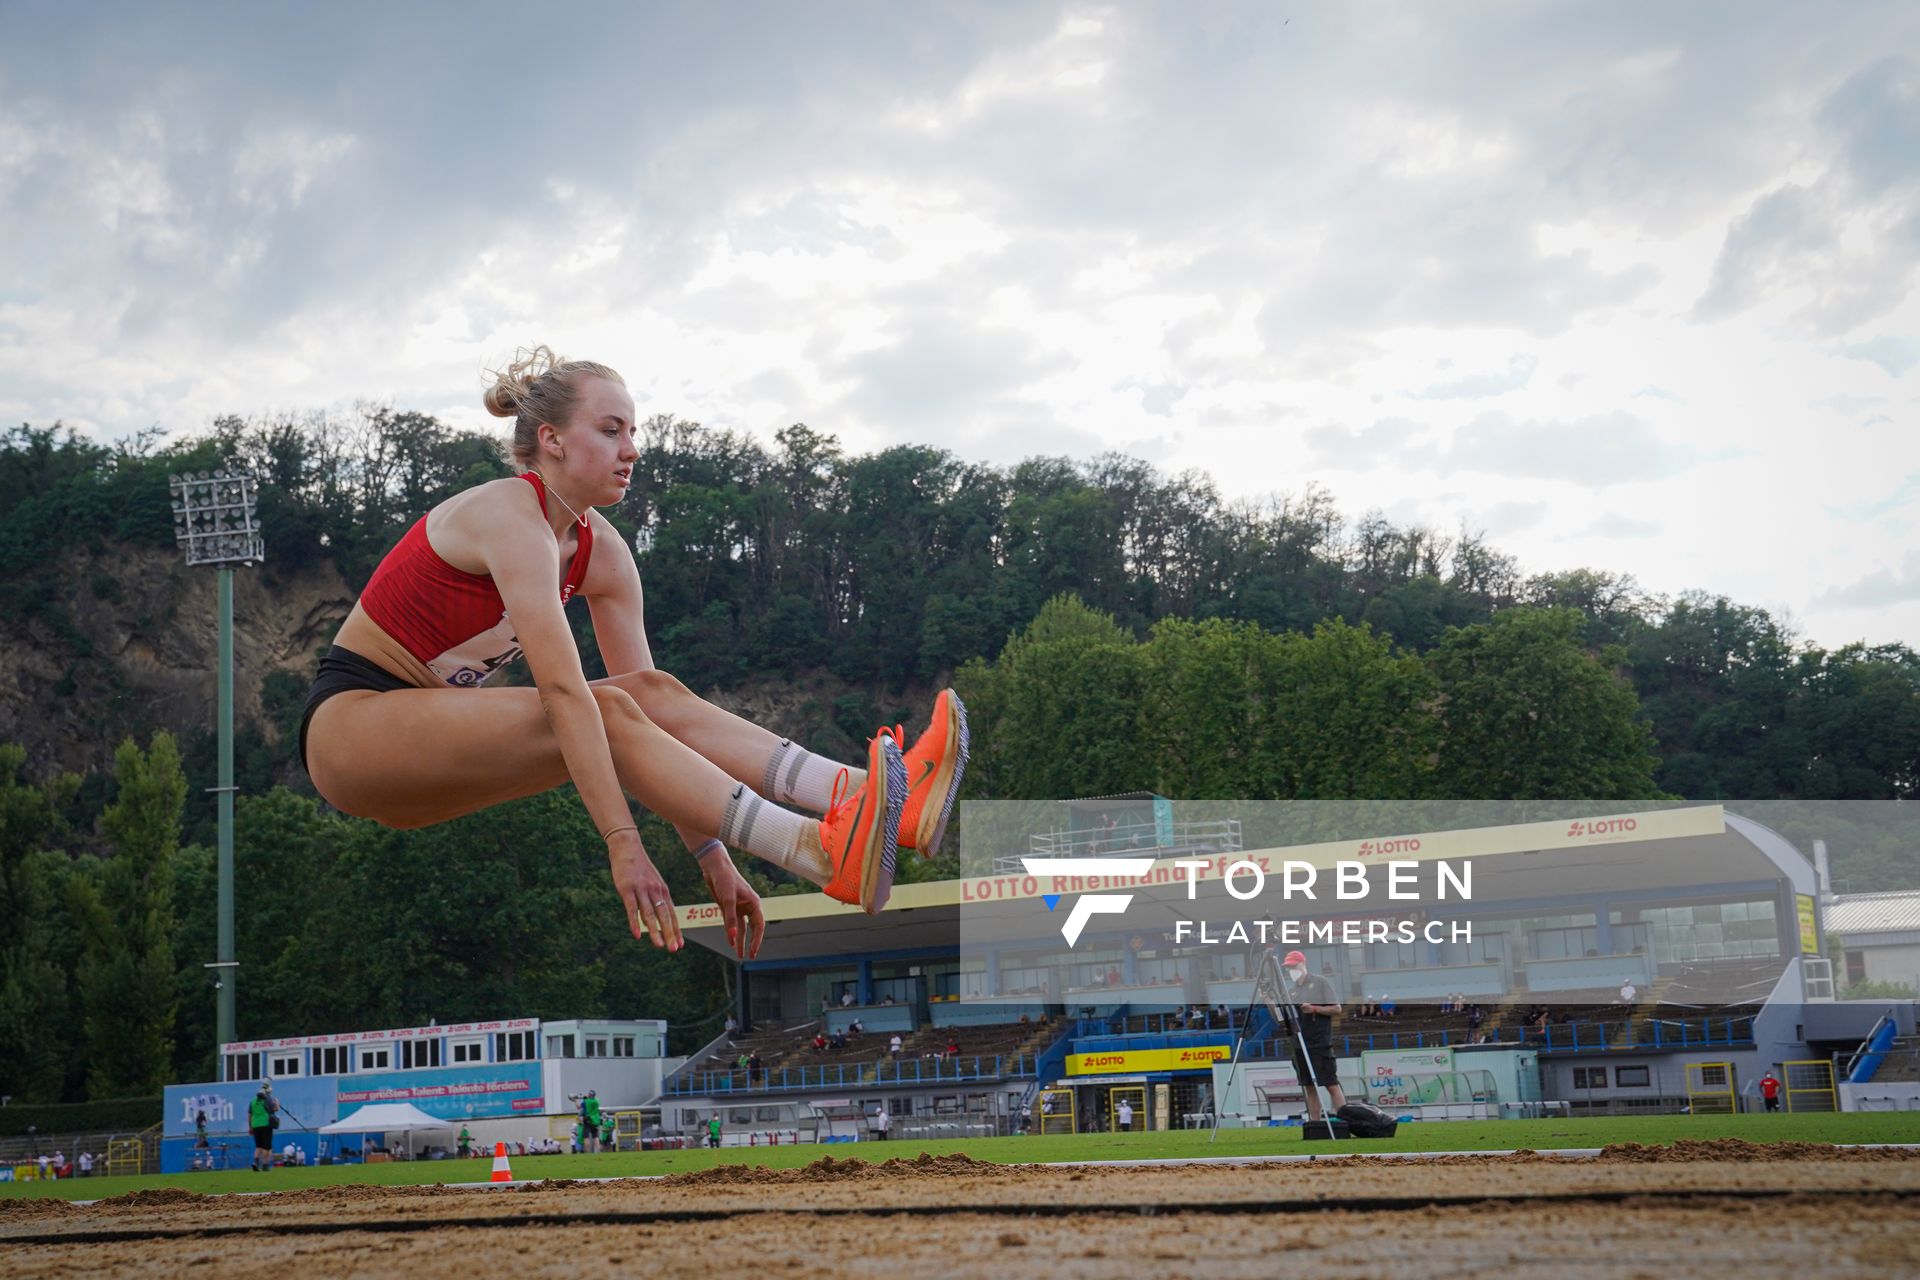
[1279,950,1348,1123]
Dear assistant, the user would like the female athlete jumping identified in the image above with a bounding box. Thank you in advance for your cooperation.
[299,347,967,958]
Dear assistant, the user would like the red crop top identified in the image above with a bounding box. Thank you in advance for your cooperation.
[357,472,593,686]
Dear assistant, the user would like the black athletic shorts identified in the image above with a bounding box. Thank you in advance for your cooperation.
[300,646,416,773]
[251,1125,274,1150]
[1290,1037,1338,1090]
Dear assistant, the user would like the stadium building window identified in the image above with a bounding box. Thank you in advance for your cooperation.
[451,1039,484,1064]
[401,1039,442,1070]
[613,1037,635,1057]
[316,1046,351,1075]
[546,1035,574,1059]
[1615,1066,1651,1088]
[496,1031,535,1062]
[360,1047,391,1071]
[225,1051,261,1081]
[269,1053,301,1078]
[585,1037,609,1058]
[1572,1067,1608,1089]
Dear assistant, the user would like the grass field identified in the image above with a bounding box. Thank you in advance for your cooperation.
[6,1111,1917,1201]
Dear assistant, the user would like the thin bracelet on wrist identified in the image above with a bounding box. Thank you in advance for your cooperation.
[601,824,639,843]
[693,839,729,862]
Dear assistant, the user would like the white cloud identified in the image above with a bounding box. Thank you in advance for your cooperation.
[3,1,1920,649]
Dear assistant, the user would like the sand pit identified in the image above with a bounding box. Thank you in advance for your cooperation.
[6,1146,1917,1278]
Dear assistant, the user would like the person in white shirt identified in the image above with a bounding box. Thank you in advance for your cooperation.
[872,1108,891,1141]
[888,1033,903,1058]
[1620,980,1638,1004]
[1116,1099,1133,1132]
[78,1152,94,1177]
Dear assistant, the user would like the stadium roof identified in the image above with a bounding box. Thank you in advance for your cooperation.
[1825,890,1920,938]
[668,805,1819,964]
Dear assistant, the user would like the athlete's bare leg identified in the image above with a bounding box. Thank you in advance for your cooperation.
[601,668,867,803]
[306,683,745,832]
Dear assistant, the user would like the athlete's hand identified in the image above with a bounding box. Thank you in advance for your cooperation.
[610,835,681,951]
[703,857,765,960]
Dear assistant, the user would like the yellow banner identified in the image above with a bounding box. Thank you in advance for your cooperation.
[1066,1044,1232,1076]
[1798,894,1819,954]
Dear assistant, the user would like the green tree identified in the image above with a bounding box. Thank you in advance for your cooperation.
[1427,608,1665,799]
[73,734,186,1097]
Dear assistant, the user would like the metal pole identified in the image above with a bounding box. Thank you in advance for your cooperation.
[217,566,236,1054]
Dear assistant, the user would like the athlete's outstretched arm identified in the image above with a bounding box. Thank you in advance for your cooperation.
[481,491,684,950]
[585,510,763,957]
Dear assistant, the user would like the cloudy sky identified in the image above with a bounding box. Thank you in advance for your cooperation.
[4,2,1918,649]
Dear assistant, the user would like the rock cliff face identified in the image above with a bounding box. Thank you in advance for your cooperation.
[0,545,357,778]
[0,543,926,782]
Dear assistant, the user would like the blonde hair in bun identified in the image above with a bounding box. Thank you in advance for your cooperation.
[484,345,626,469]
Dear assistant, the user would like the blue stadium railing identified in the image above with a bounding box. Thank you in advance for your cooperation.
[1239,1014,1755,1060]
[666,1053,1039,1096]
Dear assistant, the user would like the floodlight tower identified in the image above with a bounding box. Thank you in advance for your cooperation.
[168,470,263,1068]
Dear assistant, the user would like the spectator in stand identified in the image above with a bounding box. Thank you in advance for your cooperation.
[1760,1072,1782,1112]
[945,1038,961,1059]
[1468,1005,1484,1035]
[748,1049,764,1084]
[880,993,896,1005]
[889,1033,903,1059]
[1619,979,1638,1004]
[1379,995,1396,1018]
[1106,965,1122,987]
[841,990,855,1007]
[813,1031,828,1052]
[830,1030,847,1051]
[849,1019,864,1036]
[725,1014,739,1040]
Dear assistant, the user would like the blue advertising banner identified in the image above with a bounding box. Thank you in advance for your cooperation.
[161,1077,340,1173]
[335,1062,544,1122]
[164,1077,339,1138]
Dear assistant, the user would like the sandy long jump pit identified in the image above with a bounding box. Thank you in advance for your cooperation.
[6,1142,1919,1279]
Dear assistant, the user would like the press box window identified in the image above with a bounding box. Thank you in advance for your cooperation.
[360,1048,391,1071]
[585,1037,609,1058]
[1572,1067,1608,1089]
[546,1035,574,1058]
[224,1051,261,1081]
[495,1031,535,1061]
[613,1037,635,1058]
[269,1053,301,1078]
[1614,1066,1651,1088]
[401,1040,442,1070]
[451,1039,484,1065]
[316,1046,351,1075]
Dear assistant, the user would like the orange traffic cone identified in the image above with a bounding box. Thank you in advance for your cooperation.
[490,1141,513,1183]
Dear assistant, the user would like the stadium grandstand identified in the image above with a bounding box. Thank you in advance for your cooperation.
[148,799,1916,1164]
[658,800,1917,1137]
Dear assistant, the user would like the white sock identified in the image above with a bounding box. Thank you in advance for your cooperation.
[762,739,863,813]
[718,783,831,886]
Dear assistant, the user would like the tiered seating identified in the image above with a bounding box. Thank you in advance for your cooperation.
[688,1017,1065,1090]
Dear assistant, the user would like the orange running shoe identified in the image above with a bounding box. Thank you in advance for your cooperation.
[819,731,906,914]
[891,689,969,860]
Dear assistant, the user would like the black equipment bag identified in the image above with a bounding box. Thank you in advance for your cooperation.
[1301,1118,1350,1141]
[1335,1101,1398,1138]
